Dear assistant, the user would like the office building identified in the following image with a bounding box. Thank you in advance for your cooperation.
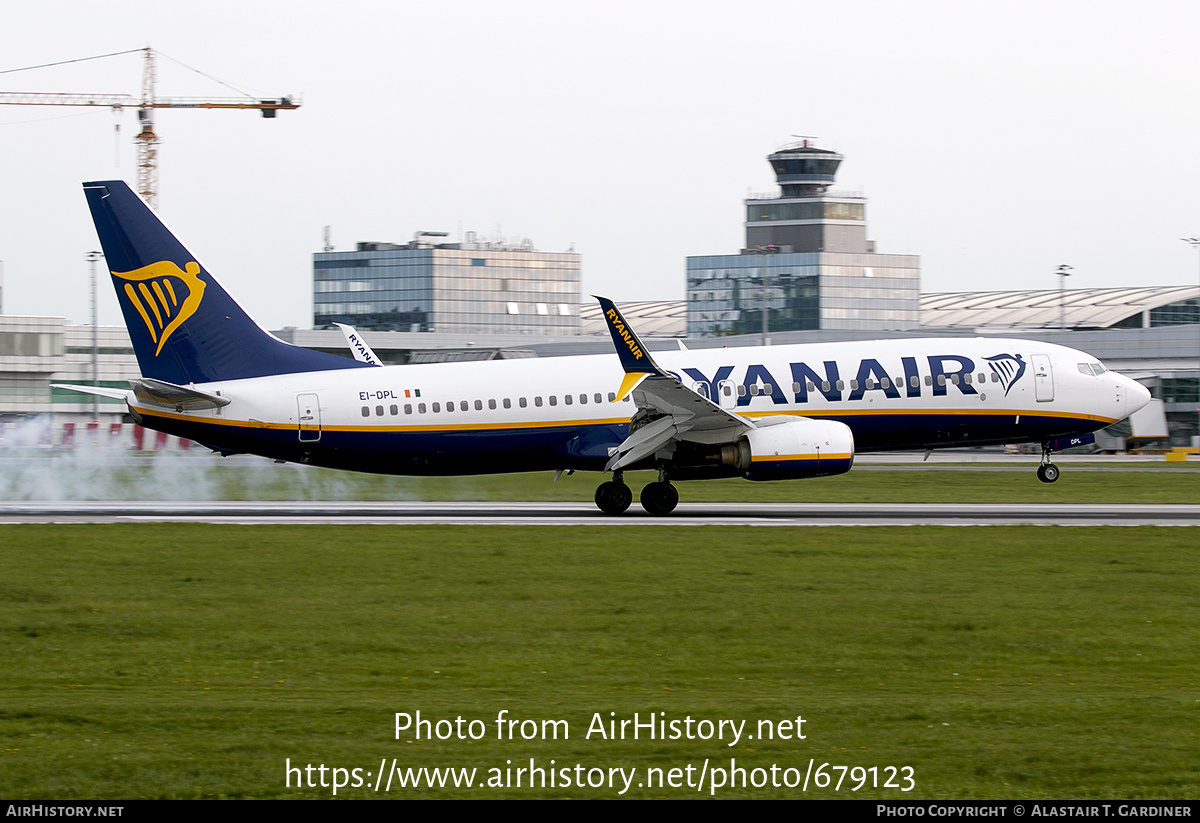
[313,234,581,336]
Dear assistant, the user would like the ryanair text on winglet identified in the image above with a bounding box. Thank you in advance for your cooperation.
[605,309,644,360]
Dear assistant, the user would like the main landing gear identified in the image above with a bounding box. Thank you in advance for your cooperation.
[594,470,680,515]
[1037,442,1060,483]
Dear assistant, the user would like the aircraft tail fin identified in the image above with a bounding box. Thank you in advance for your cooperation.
[82,180,368,385]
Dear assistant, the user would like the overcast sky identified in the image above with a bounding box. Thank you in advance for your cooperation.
[2,0,1198,329]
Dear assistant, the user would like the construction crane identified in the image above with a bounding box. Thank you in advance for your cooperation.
[0,47,300,209]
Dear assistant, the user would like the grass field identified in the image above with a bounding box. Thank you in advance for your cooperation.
[1,523,1197,799]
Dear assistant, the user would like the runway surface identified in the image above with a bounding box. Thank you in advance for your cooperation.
[2,501,1198,526]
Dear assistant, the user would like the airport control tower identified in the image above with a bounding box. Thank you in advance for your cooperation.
[744,140,870,253]
[687,140,920,336]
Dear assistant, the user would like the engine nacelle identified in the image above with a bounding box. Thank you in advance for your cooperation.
[741,417,855,481]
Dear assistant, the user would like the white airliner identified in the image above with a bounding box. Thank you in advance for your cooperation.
[58,181,1151,515]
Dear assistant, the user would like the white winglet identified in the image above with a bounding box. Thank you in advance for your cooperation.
[335,323,383,366]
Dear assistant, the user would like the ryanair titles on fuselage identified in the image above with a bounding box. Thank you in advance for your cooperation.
[673,351,1027,406]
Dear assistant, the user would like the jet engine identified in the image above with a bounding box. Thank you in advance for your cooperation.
[667,416,854,481]
[739,417,855,480]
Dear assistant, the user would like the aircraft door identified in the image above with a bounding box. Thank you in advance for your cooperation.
[717,379,738,410]
[1031,354,1054,402]
[297,393,322,442]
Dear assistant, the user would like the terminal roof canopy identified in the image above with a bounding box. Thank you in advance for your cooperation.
[920,286,1200,331]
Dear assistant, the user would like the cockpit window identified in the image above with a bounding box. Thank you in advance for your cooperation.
[1090,363,1107,376]
[1078,363,1092,376]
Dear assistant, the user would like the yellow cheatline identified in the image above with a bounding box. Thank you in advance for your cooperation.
[134,407,632,434]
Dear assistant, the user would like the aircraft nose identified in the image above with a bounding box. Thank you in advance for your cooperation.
[1122,375,1152,417]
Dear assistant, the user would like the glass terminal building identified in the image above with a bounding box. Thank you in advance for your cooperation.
[687,142,920,336]
[314,238,581,335]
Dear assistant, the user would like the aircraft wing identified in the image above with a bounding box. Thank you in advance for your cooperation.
[595,296,751,472]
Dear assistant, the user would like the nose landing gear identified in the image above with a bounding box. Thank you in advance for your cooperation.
[1037,442,1060,483]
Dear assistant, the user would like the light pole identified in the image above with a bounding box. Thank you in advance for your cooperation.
[1056,263,1073,331]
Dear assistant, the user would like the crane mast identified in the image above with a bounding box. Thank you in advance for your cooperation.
[0,47,300,209]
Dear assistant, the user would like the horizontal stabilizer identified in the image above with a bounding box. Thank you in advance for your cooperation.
[130,377,231,410]
[49,383,131,402]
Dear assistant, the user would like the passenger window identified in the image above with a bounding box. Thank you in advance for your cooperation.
[404,404,412,414]
[375,405,384,416]
[418,403,426,413]
[836,380,845,391]
[475,400,483,410]
[564,394,572,405]
[432,402,441,412]
[749,385,759,396]
[549,396,557,406]
[925,375,933,386]
[737,385,747,397]
[535,396,543,407]
[503,398,511,409]
[361,406,370,417]
[446,403,454,413]
[951,374,960,385]
[763,383,772,394]
[865,379,875,390]
[595,393,603,404]
[881,377,890,389]
[580,394,588,404]
[963,374,972,384]
[519,397,527,408]
[821,381,830,392]
[910,376,919,388]
[488,399,496,410]
[937,375,946,386]
[460,401,468,411]
[390,404,398,415]
[977,373,986,384]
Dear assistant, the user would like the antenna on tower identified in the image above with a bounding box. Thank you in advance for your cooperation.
[323,226,334,252]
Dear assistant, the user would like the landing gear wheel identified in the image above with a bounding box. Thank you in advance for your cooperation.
[1037,463,1060,483]
[594,481,633,515]
[640,481,679,515]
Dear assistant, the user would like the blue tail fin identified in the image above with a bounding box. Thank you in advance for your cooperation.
[83,180,368,385]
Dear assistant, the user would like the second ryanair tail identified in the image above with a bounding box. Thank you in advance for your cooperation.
[82,180,368,386]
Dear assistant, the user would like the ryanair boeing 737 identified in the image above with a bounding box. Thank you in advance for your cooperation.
[58,181,1151,515]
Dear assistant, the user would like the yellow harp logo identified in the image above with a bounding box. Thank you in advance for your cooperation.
[112,261,206,356]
